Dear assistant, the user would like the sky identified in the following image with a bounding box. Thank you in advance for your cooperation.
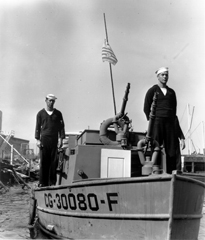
[0,0,205,154]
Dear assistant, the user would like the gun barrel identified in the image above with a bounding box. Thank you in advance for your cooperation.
[120,83,130,116]
[146,91,158,141]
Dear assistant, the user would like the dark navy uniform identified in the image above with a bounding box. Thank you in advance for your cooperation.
[144,84,177,173]
[35,108,65,186]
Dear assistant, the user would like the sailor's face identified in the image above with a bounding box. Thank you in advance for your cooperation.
[46,98,55,108]
[158,71,169,85]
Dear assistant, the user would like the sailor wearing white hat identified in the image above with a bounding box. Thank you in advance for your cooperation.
[155,67,168,76]
[143,67,185,174]
[35,94,65,187]
[155,67,169,90]
[46,94,57,100]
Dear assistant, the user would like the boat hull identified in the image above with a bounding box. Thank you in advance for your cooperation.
[33,173,205,240]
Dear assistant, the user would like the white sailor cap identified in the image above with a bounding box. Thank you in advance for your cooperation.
[46,94,57,100]
[155,67,169,75]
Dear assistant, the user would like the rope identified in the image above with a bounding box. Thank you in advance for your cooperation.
[185,121,201,138]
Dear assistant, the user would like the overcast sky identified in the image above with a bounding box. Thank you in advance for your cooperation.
[0,0,204,154]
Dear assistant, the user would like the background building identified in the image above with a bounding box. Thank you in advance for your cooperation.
[0,133,30,161]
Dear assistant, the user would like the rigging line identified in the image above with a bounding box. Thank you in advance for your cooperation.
[184,121,201,138]
[193,136,200,152]
[191,139,197,152]
[179,105,186,124]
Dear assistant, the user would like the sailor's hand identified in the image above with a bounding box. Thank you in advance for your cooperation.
[36,140,42,148]
[180,139,185,150]
[58,138,63,149]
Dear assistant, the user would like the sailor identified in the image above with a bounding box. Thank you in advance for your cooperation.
[35,94,65,187]
[143,67,185,173]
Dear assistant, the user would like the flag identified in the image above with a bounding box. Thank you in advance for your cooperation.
[102,39,118,65]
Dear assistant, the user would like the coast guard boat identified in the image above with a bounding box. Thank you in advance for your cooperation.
[29,83,205,240]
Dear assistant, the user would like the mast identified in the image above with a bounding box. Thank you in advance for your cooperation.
[103,13,117,115]
[187,104,195,154]
[202,121,205,155]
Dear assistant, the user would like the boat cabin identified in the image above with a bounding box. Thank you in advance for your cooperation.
[56,129,159,186]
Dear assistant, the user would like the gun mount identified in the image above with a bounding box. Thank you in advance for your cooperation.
[99,83,132,148]
[137,92,161,174]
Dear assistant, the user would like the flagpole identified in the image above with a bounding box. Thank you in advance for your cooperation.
[103,13,117,115]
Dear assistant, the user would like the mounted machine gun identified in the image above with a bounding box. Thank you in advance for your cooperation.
[99,83,132,148]
[137,92,161,174]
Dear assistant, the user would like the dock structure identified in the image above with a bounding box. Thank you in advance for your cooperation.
[183,154,205,174]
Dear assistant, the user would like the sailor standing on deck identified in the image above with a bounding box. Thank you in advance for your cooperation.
[143,67,185,173]
[35,94,65,187]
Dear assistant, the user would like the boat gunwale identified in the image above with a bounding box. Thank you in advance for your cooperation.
[34,173,205,192]
[175,174,205,187]
[34,174,172,191]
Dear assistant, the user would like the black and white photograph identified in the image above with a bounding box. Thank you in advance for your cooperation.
[0,0,204,239]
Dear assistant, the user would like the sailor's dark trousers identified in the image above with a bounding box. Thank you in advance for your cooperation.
[152,117,178,174]
[39,136,58,186]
